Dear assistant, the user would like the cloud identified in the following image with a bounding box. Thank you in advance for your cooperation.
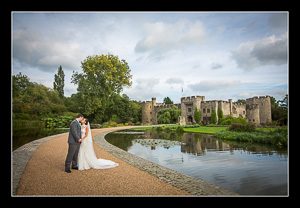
[123,78,162,101]
[165,77,184,85]
[231,33,287,71]
[268,13,288,30]
[210,62,223,70]
[234,88,288,100]
[13,29,84,72]
[188,80,242,92]
[134,19,207,60]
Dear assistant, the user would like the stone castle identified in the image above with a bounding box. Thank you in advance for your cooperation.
[142,95,272,126]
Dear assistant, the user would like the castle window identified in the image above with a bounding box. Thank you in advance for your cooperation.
[203,109,206,113]
[188,108,192,112]
[150,112,152,114]
[243,111,245,114]
[207,109,210,113]
[253,119,255,122]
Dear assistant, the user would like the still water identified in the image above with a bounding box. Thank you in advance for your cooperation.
[13,127,69,151]
[105,129,288,195]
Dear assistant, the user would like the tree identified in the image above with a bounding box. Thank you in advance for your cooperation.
[235,99,246,104]
[217,108,223,124]
[53,65,65,98]
[71,54,132,123]
[157,106,181,124]
[163,97,174,104]
[12,72,30,98]
[194,107,201,124]
[210,108,217,124]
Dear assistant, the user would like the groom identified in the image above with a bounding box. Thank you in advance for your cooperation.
[65,113,84,173]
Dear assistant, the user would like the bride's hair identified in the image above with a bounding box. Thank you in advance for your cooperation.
[84,118,89,125]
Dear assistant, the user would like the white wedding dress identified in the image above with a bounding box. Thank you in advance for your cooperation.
[78,123,119,170]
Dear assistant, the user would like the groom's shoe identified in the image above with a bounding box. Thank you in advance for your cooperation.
[71,166,78,170]
[65,169,71,173]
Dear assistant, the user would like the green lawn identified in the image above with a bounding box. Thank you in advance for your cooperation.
[183,126,227,134]
[133,126,227,134]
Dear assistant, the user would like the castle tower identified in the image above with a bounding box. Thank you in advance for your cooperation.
[181,96,205,124]
[142,101,153,126]
[246,96,272,125]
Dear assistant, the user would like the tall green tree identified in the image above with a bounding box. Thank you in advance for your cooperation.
[163,97,174,104]
[194,107,201,124]
[71,54,132,123]
[210,108,217,124]
[53,65,65,98]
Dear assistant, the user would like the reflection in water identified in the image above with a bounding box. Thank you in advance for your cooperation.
[105,129,288,195]
[181,134,231,156]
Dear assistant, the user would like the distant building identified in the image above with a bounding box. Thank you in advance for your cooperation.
[142,95,272,126]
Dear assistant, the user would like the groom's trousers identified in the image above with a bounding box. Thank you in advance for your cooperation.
[65,143,81,170]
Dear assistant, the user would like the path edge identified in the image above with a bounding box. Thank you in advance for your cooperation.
[12,132,68,196]
[94,129,238,196]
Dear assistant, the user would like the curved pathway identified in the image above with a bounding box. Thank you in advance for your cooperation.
[14,127,191,196]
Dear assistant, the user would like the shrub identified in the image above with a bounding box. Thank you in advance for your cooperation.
[228,123,256,132]
[176,125,185,133]
[219,115,248,125]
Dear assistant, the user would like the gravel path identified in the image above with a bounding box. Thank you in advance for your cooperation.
[15,127,191,196]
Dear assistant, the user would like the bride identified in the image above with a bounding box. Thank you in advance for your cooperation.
[77,118,119,170]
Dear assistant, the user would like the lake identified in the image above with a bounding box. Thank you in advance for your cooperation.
[105,129,288,195]
[13,127,69,151]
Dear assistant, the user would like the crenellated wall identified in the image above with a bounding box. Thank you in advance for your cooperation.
[142,95,272,126]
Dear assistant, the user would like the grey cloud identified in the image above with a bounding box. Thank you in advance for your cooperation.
[268,13,288,30]
[231,33,287,71]
[13,29,84,72]
[188,80,242,92]
[211,62,223,70]
[165,77,184,85]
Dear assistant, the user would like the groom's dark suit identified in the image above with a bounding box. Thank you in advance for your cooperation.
[65,119,82,172]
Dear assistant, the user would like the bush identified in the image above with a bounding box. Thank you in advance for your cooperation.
[176,125,185,133]
[228,123,256,132]
[219,115,248,125]
[214,127,288,146]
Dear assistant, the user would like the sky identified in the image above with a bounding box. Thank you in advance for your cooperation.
[12,11,288,104]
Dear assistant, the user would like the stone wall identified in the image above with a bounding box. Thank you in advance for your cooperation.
[142,95,272,126]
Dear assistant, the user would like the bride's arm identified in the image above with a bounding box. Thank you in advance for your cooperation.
[82,126,89,140]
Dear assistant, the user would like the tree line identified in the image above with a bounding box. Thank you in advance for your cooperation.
[13,54,142,126]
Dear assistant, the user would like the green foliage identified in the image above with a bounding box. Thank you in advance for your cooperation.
[41,115,75,128]
[13,73,66,120]
[210,108,217,124]
[214,127,288,146]
[217,108,223,123]
[71,53,132,122]
[163,97,174,104]
[157,106,181,124]
[53,65,65,98]
[228,123,256,132]
[235,99,246,104]
[270,95,288,125]
[175,125,185,133]
[194,107,201,124]
[219,115,248,125]
[158,111,171,124]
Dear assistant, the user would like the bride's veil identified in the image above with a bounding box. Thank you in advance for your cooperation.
[86,122,93,143]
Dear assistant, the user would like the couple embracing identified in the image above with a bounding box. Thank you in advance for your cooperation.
[65,114,118,173]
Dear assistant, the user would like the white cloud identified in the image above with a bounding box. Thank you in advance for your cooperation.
[13,29,84,72]
[234,88,288,100]
[165,77,184,85]
[123,78,162,101]
[134,19,207,60]
[231,33,287,71]
[188,80,242,93]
